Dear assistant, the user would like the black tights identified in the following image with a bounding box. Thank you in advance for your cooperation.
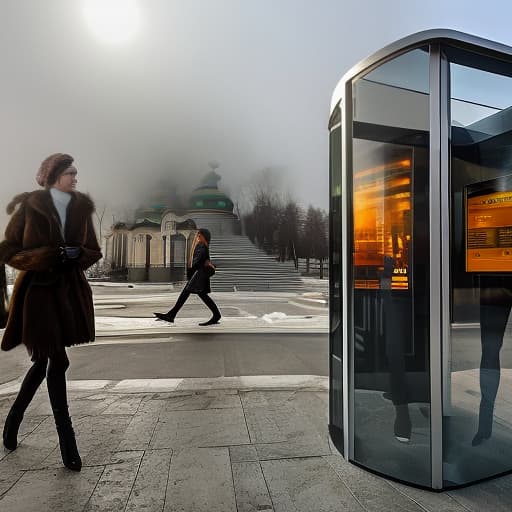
[11,350,70,416]
[170,289,220,319]
[480,303,512,371]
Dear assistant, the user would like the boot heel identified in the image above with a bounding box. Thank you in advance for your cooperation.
[53,407,82,471]
[57,425,82,471]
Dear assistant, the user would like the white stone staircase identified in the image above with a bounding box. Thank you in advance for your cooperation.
[207,235,304,292]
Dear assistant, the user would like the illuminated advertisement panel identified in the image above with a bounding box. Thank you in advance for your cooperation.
[353,156,412,289]
[465,174,512,272]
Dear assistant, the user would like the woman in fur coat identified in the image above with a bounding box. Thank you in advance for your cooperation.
[0,153,102,471]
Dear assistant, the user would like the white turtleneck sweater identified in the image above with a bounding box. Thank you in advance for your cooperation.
[50,187,72,238]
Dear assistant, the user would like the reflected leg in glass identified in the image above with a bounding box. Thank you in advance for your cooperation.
[473,302,510,446]
[383,288,411,443]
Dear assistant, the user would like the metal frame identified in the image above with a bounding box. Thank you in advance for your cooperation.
[330,28,512,490]
[340,86,351,458]
[331,29,512,112]
[428,43,444,490]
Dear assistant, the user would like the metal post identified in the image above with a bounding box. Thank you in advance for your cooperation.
[342,83,352,459]
[429,43,444,490]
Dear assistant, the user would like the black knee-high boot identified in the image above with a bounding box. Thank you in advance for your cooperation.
[198,293,221,325]
[154,288,191,322]
[47,353,81,471]
[3,358,48,450]
[473,368,500,446]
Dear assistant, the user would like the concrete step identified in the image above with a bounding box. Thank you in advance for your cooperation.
[202,235,304,292]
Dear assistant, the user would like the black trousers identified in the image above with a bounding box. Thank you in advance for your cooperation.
[11,349,70,416]
[170,288,220,318]
[474,291,512,435]
[480,302,512,371]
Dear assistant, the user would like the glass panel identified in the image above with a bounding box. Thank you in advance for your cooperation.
[446,52,512,486]
[329,119,343,445]
[351,47,431,486]
[330,123,342,357]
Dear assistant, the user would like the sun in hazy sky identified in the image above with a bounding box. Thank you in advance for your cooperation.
[83,0,141,44]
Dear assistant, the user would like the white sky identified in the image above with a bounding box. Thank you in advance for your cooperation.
[1,0,512,229]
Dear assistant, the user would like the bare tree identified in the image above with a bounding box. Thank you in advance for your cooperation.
[300,206,328,278]
[252,191,279,254]
[95,203,106,244]
[238,167,285,255]
[277,200,302,266]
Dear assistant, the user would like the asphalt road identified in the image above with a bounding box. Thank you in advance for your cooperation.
[68,332,328,380]
[0,333,328,384]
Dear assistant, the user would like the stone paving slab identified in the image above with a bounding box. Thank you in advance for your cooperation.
[0,467,104,512]
[125,448,173,512]
[150,407,250,449]
[389,481,476,512]
[165,447,236,512]
[261,457,366,512]
[232,461,274,512]
[1,386,512,511]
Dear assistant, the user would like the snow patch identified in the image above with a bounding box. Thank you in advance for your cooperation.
[262,312,288,323]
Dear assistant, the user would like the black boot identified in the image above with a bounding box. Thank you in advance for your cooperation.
[53,407,82,471]
[393,404,412,443]
[199,314,221,326]
[153,311,175,323]
[198,293,221,326]
[3,409,23,451]
[472,368,499,446]
[3,358,48,451]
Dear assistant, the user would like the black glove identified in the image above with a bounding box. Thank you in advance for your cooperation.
[58,246,81,267]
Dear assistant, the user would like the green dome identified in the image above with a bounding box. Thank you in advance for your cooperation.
[188,170,234,212]
[188,188,234,211]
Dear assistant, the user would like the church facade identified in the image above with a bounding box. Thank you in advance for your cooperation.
[105,170,240,282]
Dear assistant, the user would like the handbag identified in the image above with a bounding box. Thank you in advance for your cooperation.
[204,260,216,277]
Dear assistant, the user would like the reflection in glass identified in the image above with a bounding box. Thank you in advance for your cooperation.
[351,47,430,486]
[447,54,512,486]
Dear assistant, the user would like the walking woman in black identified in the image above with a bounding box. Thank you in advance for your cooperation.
[0,153,102,471]
[154,228,221,326]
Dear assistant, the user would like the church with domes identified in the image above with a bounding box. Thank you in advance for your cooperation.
[105,167,240,282]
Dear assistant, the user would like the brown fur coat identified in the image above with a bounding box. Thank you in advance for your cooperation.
[0,190,102,356]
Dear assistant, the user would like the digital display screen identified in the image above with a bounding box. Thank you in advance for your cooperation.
[353,156,412,290]
[465,174,512,272]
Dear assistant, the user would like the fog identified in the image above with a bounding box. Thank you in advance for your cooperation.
[1,0,512,230]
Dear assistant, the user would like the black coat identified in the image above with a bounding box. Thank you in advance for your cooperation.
[185,242,212,294]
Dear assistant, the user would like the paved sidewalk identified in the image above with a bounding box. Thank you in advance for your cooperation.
[1,379,512,511]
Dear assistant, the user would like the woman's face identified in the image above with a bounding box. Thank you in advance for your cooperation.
[54,165,78,193]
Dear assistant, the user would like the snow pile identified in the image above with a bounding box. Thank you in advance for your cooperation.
[261,312,288,323]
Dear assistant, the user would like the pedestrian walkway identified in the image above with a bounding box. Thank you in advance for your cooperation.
[1,377,511,511]
[95,313,328,337]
